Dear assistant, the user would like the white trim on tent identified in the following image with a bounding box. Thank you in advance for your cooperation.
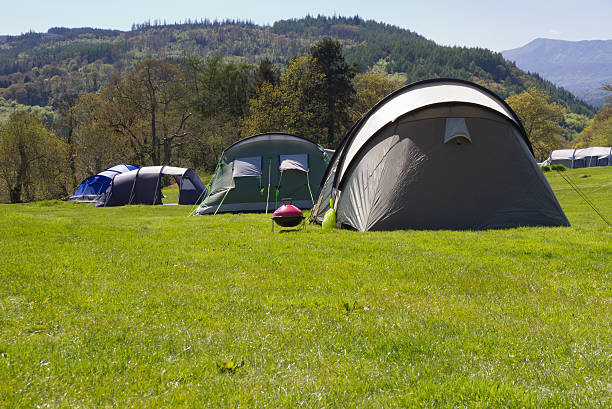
[574,147,611,160]
[106,164,134,173]
[161,166,189,176]
[550,149,576,161]
[337,81,518,186]
[138,166,164,175]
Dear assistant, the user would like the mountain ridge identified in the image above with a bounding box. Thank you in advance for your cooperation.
[0,16,594,116]
[502,38,612,106]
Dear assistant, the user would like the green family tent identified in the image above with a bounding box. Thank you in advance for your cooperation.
[195,133,330,215]
[311,78,570,231]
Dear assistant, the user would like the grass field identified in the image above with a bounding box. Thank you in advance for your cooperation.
[0,167,610,408]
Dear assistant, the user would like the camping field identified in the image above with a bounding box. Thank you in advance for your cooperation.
[0,167,610,408]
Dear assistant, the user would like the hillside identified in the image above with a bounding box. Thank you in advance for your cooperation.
[0,16,594,116]
[503,38,612,107]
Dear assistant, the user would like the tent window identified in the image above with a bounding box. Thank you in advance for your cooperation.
[233,157,262,177]
[279,154,309,172]
[444,118,472,145]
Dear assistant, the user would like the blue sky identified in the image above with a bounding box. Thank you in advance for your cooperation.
[3,0,612,51]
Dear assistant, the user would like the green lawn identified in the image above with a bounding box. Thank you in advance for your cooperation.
[0,167,610,408]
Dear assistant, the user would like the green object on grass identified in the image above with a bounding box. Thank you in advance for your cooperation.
[322,198,336,230]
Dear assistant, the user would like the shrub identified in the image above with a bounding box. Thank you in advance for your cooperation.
[551,164,568,171]
[540,165,551,172]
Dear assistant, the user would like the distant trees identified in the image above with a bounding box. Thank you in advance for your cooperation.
[603,83,612,106]
[562,113,591,141]
[572,83,612,147]
[0,111,67,203]
[5,21,606,203]
[506,88,567,162]
[0,15,595,120]
[573,107,612,148]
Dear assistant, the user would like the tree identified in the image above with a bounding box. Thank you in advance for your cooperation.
[310,37,357,146]
[179,111,242,170]
[0,111,67,203]
[180,55,252,169]
[253,57,280,89]
[73,93,132,177]
[53,93,80,189]
[575,84,612,148]
[506,88,567,162]
[351,73,402,122]
[184,55,252,119]
[562,112,591,141]
[243,56,325,143]
[91,59,192,165]
[573,106,612,148]
[572,84,612,147]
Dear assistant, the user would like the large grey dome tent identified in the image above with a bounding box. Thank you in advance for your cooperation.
[311,78,570,231]
[195,133,329,215]
[95,165,206,207]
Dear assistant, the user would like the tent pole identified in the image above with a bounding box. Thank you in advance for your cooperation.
[213,189,231,215]
[103,179,113,207]
[128,168,141,204]
[306,171,314,205]
[275,171,284,209]
[186,184,209,216]
[265,160,271,214]
[154,165,165,205]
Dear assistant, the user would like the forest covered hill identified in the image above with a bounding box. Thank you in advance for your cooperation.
[0,16,594,116]
[503,38,612,107]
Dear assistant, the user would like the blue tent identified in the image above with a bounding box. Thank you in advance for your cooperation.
[69,164,139,202]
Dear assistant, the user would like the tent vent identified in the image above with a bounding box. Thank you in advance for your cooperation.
[444,118,472,145]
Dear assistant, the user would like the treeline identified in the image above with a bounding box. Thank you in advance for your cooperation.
[131,18,258,31]
[3,34,603,204]
[0,38,402,203]
[0,15,594,115]
[0,37,609,202]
